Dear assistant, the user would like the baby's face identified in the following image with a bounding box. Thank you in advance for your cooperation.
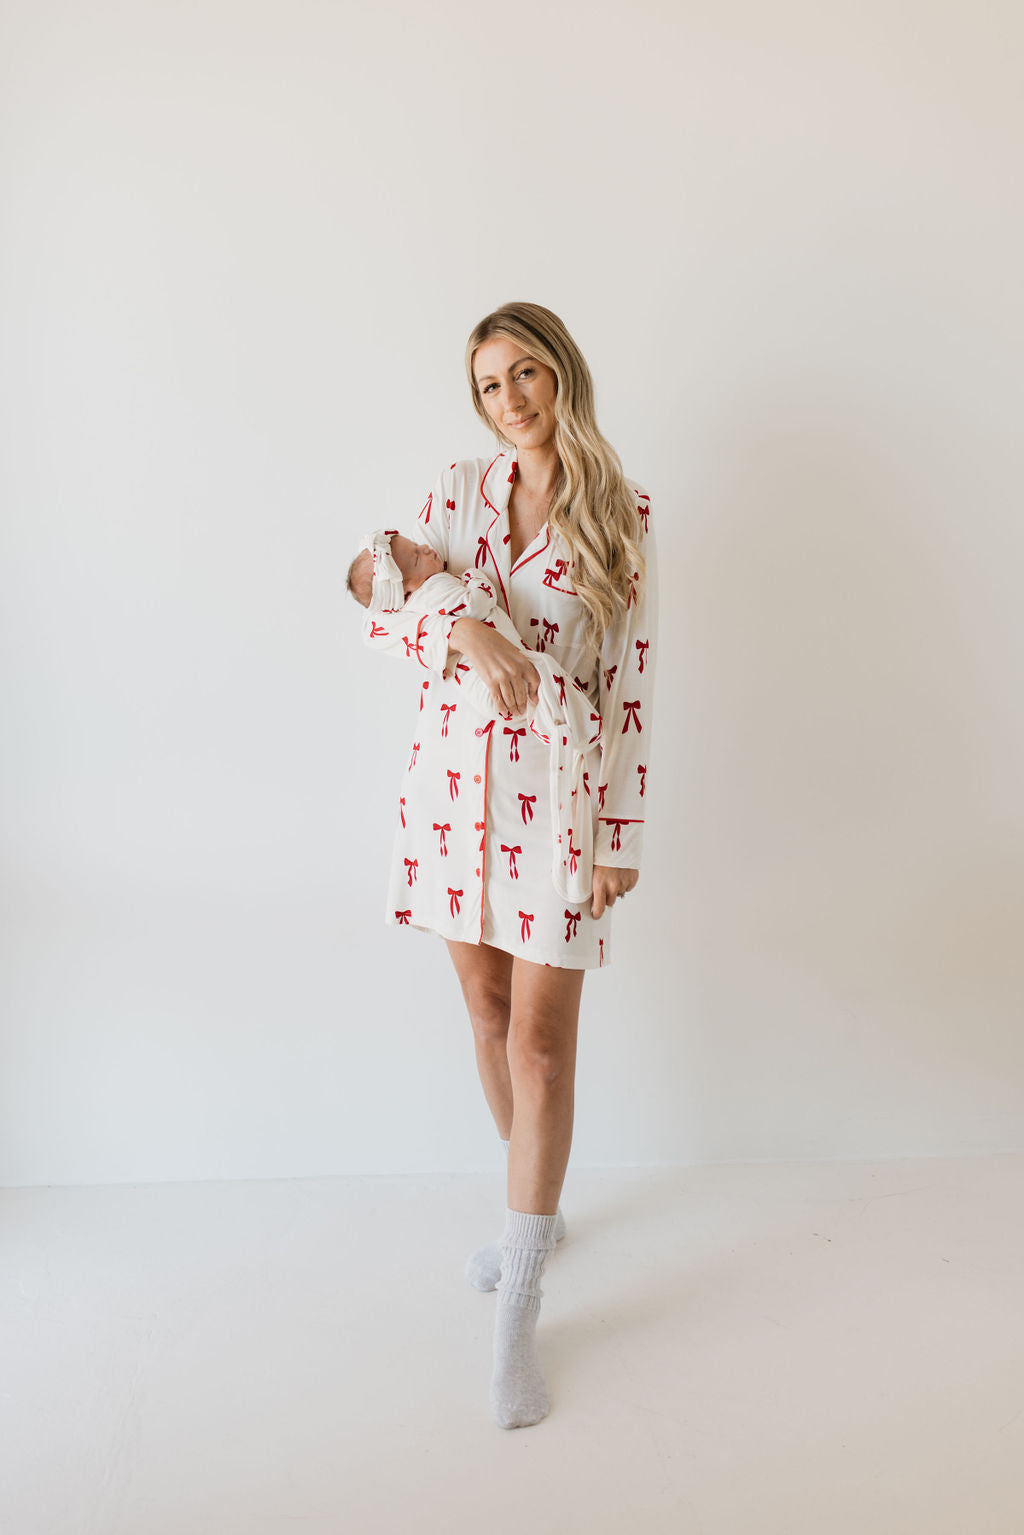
[390,535,444,599]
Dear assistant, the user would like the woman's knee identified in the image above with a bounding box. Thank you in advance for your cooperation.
[465,983,511,1043]
[508,1022,574,1086]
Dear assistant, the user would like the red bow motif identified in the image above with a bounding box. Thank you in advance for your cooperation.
[448,887,463,916]
[553,672,566,706]
[396,910,412,924]
[453,661,470,686]
[447,769,460,800]
[599,938,605,965]
[637,763,647,797]
[542,618,559,646]
[626,571,639,609]
[419,680,429,711]
[369,621,388,638]
[501,844,522,879]
[519,910,534,941]
[402,633,425,663]
[433,822,451,856]
[446,497,455,510]
[542,558,569,589]
[604,819,627,852]
[637,503,649,533]
[419,493,431,524]
[518,792,537,824]
[475,536,489,568]
[583,770,590,798]
[404,857,419,885]
[474,819,485,853]
[399,796,406,828]
[564,909,581,942]
[598,781,608,811]
[568,835,581,875]
[622,699,642,734]
[604,664,617,691]
[504,727,526,762]
[573,675,589,695]
[635,637,649,674]
[440,702,456,738]
[409,742,420,770]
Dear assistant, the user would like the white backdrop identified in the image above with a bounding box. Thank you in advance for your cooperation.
[2,0,1022,1186]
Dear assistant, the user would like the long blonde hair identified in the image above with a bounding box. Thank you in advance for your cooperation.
[465,301,645,653]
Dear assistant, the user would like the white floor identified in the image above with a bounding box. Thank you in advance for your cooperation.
[2,1155,1022,1535]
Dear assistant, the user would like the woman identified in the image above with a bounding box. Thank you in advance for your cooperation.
[359,301,657,1429]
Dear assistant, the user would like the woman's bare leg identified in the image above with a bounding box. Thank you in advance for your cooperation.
[444,938,515,1138]
[506,959,585,1215]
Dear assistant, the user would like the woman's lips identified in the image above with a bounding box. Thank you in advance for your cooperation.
[506,415,537,429]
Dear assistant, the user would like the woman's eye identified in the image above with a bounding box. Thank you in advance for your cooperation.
[518,368,534,379]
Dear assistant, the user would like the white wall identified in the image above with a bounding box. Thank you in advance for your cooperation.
[2,0,1022,1185]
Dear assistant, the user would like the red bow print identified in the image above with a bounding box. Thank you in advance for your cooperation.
[564,909,581,942]
[454,661,470,686]
[519,910,534,941]
[475,820,485,853]
[419,493,431,524]
[447,769,460,800]
[402,633,425,662]
[637,504,649,533]
[568,835,581,875]
[501,844,522,879]
[604,664,617,691]
[433,823,451,856]
[635,638,649,674]
[409,742,420,770]
[599,938,605,965]
[637,764,647,797]
[583,771,590,798]
[440,703,456,738]
[622,699,642,734]
[396,910,412,924]
[404,857,419,885]
[542,558,569,589]
[518,793,537,824]
[448,887,463,916]
[446,497,455,511]
[542,618,559,646]
[504,726,526,761]
[419,680,429,711]
[399,796,406,827]
[369,621,388,638]
[553,673,566,706]
[604,819,627,852]
[573,675,589,695]
[598,781,608,811]
[626,571,639,609]
[475,536,489,568]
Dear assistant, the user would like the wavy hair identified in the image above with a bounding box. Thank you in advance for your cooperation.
[464,301,645,653]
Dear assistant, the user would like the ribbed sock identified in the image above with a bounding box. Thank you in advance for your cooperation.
[490,1207,558,1429]
[465,1138,566,1291]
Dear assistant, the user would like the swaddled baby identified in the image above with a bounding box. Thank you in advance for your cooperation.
[348,528,603,903]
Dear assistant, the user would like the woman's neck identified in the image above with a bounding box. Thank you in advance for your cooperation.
[512,443,561,502]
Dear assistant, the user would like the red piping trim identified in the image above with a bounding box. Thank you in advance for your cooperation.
[511,526,550,575]
[478,731,492,942]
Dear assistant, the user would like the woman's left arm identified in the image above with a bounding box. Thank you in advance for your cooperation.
[592,492,658,910]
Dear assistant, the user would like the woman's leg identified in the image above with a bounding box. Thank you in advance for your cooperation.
[444,938,515,1137]
[506,959,585,1214]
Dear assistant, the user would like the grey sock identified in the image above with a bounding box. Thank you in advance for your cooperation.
[490,1208,558,1429]
[465,1138,566,1291]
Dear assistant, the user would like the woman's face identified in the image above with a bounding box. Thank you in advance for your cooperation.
[472,335,558,450]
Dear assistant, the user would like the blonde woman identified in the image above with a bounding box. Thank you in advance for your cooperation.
[356,301,658,1429]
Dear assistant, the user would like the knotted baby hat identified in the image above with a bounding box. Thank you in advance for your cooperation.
[357,528,404,613]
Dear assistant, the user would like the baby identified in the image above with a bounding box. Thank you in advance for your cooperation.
[348,528,603,902]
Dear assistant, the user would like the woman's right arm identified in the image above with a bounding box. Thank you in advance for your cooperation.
[449,617,542,716]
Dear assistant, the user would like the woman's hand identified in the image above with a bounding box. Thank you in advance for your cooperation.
[591,865,638,919]
[449,618,541,716]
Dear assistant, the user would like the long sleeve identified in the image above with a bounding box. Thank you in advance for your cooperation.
[593,495,658,868]
[359,464,458,679]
